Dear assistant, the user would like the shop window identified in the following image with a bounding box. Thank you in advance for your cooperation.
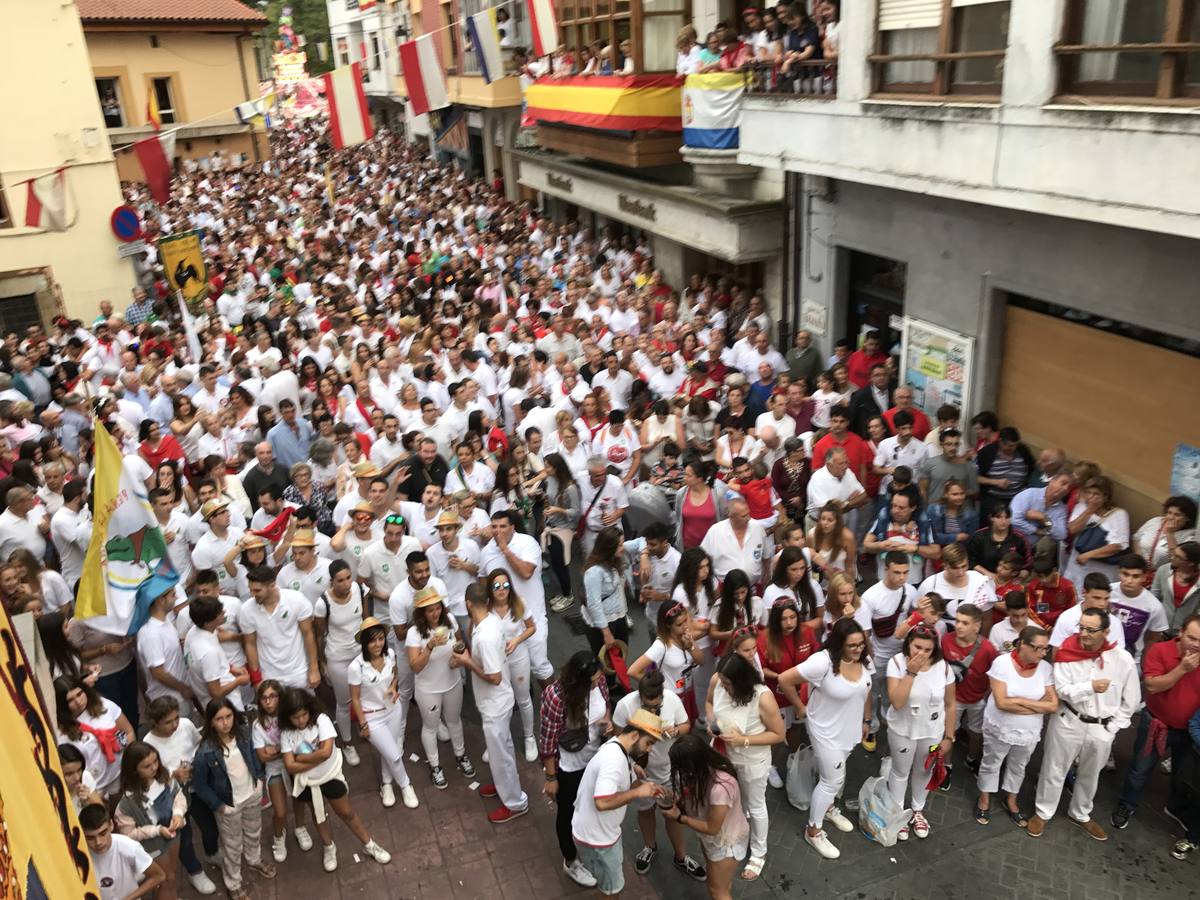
[873,0,1010,97]
[1057,0,1200,101]
[96,78,125,127]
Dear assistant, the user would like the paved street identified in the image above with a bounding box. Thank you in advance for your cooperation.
[178,604,1194,900]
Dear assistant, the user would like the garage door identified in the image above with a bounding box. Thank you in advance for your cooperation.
[997,305,1200,525]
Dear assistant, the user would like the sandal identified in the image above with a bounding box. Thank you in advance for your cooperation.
[248,861,277,879]
[973,804,991,825]
[741,856,766,881]
[1005,807,1029,828]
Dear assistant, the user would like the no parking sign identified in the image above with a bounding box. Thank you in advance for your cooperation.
[110,205,142,242]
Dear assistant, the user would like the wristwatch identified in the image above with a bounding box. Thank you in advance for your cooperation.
[544,773,557,782]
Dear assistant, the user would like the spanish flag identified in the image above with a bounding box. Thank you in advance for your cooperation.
[146,88,162,131]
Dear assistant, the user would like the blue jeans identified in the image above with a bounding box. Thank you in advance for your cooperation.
[1117,708,1191,811]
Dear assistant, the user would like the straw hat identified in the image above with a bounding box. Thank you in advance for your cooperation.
[291,528,318,548]
[627,708,664,741]
[413,585,445,608]
[355,616,386,638]
[353,460,382,478]
[434,510,462,529]
[240,533,269,550]
[351,500,376,518]
[200,498,230,520]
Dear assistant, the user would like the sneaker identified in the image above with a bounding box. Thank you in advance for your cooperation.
[525,735,539,763]
[938,767,953,793]
[431,766,448,789]
[634,845,657,875]
[1161,757,1173,775]
[188,871,217,895]
[480,783,498,798]
[550,594,574,613]
[381,783,396,808]
[826,806,854,833]
[437,722,451,742]
[1070,817,1108,842]
[1171,839,1198,860]
[488,804,528,824]
[1103,751,1116,772]
[767,766,784,790]
[343,744,361,767]
[203,849,223,865]
[322,843,337,873]
[1164,807,1188,834]
[456,754,476,778]
[1026,815,1046,838]
[673,854,706,881]
[364,840,391,864]
[294,827,313,852]
[897,824,909,842]
[862,732,878,753]
[271,835,287,862]
[911,812,930,839]
[805,829,840,860]
[563,858,597,887]
[482,748,490,764]
[1111,804,1134,830]
[401,785,419,809]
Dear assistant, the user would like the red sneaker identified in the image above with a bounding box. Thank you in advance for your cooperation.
[479,784,498,798]
[488,805,528,825]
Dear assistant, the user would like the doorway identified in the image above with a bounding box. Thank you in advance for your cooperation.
[846,249,906,353]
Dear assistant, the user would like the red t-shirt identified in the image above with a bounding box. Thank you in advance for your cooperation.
[1025,576,1077,626]
[1172,576,1194,608]
[811,432,872,481]
[941,634,998,705]
[757,626,816,710]
[882,406,932,441]
[735,477,775,521]
[846,349,888,389]
[1143,639,1200,730]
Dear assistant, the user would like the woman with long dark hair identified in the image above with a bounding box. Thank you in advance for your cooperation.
[762,546,824,631]
[757,597,818,789]
[672,547,719,716]
[539,650,611,889]
[540,451,580,612]
[664,733,751,900]
[581,526,630,672]
[778,618,874,859]
[39,611,98,682]
[486,568,539,761]
[54,674,135,796]
[709,569,760,656]
[628,601,703,707]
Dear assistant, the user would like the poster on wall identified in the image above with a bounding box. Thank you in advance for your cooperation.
[900,317,974,422]
[1171,443,1200,502]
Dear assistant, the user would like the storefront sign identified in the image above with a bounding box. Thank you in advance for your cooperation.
[547,173,573,193]
[900,317,974,420]
[618,194,656,222]
[800,298,827,336]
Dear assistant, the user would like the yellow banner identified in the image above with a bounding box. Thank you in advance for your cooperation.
[0,605,101,898]
[159,231,208,300]
[74,421,121,623]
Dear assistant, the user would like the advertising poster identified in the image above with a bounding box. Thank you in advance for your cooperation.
[900,318,974,421]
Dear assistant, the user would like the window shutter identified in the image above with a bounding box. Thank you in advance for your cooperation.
[951,0,1007,6]
[878,0,944,30]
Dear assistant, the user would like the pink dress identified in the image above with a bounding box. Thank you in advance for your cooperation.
[697,770,750,861]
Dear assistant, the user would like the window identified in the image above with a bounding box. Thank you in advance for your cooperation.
[0,186,12,229]
[1057,0,1200,101]
[337,36,350,66]
[557,0,690,74]
[95,77,125,127]
[872,0,1010,97]
[151,77,177,124]
[370,33,381,70]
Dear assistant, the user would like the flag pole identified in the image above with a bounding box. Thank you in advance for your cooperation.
[176,290,203,364]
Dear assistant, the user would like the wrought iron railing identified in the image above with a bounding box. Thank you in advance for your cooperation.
[742,59,837,98]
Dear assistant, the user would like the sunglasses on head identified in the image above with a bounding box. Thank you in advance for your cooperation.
[384,514,405,526]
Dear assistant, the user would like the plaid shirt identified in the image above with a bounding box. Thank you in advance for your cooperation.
[125,298,154,325]
[538,677,610,761]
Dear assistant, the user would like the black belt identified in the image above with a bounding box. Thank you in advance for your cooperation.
[1064,701,1113,727]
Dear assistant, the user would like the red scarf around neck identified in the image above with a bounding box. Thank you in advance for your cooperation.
[1010,649,1041,674]
[1053,634,1116,669]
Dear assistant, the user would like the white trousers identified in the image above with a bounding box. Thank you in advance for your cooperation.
[1034,710,1113,822]
[977,733,1037,794]
[325,653,357,743]
[414,682,465,767]
[482,710,529,812]
[508,652,536,739]
[887,733,941,813]
[809,742,851,828]
[362,705,411,788]
[735,761,770,858]
[526,616,555,681]
[691,652,717,719]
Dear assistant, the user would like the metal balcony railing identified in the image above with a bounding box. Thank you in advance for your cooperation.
[742,59,837,98]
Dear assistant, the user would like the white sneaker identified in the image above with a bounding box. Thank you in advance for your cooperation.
[322,843,338,872]
[364,840,391,864]
[271,834,287,862]
[343,743,361,767]
[767,766,784,789]
[381,783,396,808]
[294,826,313,852]
[482,748,490,764]
[563,858,598,887]
[188,871,217,895]
[401,784,419,809]
[897,824,910,842]
[826,806,854,833]
[437,722,451,742]
[805,829,840,859]
[525,736,539,763]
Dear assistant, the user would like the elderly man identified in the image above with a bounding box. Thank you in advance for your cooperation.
[37,461,67,515]
[700,497,769,587]
[1011,474,1072,545]
[578,456,629,559]
[806,446,868,529]
[0,486,48,560]
[786,329,824,391]
[863,492,939,585]
[883,386,932,441]
[148,373,181,427]
[241,442,291,511]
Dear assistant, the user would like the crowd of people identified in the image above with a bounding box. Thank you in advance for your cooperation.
[2,112,1198,900]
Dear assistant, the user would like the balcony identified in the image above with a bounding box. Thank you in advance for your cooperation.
[525,75,683,168]
[743,59,838,99]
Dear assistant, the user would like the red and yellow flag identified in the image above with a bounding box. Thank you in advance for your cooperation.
[146,88,162,131]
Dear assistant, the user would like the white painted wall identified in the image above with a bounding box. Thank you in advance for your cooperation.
[737,0,1200,240]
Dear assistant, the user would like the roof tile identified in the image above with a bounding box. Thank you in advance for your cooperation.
[76,0,268,25]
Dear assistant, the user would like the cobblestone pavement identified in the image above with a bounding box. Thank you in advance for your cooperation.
[177,603,1195,900]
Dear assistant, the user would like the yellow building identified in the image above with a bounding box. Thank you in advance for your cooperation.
[79,0,270,182]
[0,1,135,326]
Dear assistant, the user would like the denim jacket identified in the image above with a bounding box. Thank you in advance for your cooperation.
[926,503,980,547]
[191,731,264,811]
[582,564,627,628]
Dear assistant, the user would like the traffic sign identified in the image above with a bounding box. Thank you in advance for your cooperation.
[110,205,142,242]
[117,239,148,259]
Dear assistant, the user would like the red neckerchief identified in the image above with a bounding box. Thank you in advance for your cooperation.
[355,396,374,423]
[1054,634,1116,669]
[1010,649,1040,675]
[78,722,121,762]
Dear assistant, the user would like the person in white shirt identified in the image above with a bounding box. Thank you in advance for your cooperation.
[50,480,90,588]
[591,411,642,486]
[241,567,320,690]
[425,511,481,632]
[1050,575,1127,651]
[275,530,333,604]
[454,584,530,823]
[479,510,555,682]
[184,596,251,711]
[0,486,47,561]
[1107,554,1169,660]
[368,415,406,469]
[916,543,997,623]
[1029,607,1140,840]
[590,352,635,410]
[700,499,768,586]
[136,574,196,713]
[577,457,630,558]
[805,449,867,525]
[190,499,246,596]
[81,803,165,900]
[313,560,367,768]
[872,411,929,497]
[859,552,914,747]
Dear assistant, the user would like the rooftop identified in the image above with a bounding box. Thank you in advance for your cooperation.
[76,0,268,25]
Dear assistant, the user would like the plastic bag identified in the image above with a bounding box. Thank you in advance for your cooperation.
[786,745,818,811]
[858,757,911,847]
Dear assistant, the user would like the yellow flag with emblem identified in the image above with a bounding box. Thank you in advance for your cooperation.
[158,230,208,300]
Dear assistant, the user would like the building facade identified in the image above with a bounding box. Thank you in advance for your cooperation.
[326,0,411,127]
[739,0,1200,521]
[80,0,270,181]
[0,1,135,326]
